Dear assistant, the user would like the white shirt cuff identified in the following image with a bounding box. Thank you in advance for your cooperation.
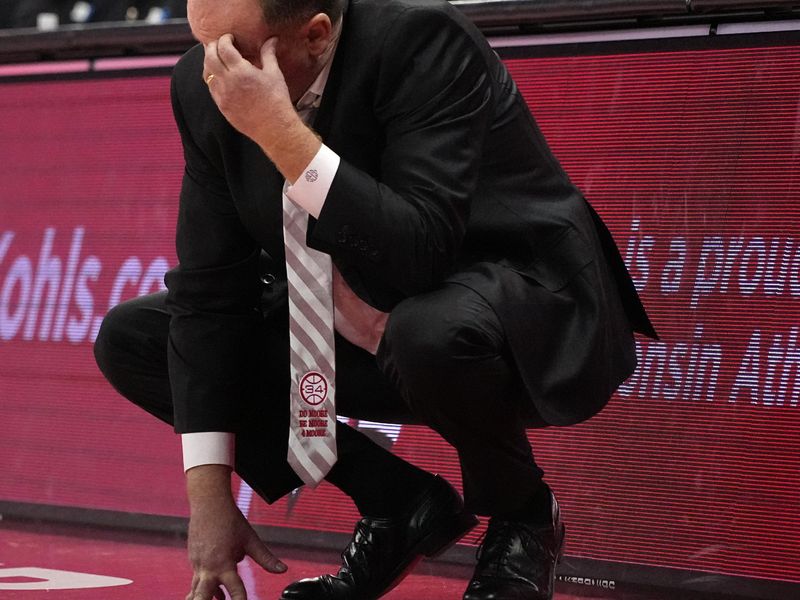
[285,144,341,219]
[181,432,235,472]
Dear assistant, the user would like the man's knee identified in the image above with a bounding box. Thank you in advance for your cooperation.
[93,301,133,379]
[93,293,169,384]
[379,286,518,427]
[93,294,174,424]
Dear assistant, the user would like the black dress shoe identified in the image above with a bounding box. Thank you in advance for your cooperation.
[281,475,478,599]
[463,492,565,600]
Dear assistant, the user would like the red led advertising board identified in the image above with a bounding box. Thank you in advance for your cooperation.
[0,40,798,593]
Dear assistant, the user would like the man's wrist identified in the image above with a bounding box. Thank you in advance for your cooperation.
[285,144,340,219]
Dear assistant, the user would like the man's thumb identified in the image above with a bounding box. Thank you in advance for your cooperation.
[247,536,288,574]
[260,37,279,67]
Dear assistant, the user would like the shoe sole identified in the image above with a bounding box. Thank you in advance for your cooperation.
[376,510,479,598]
[421,510,480,558]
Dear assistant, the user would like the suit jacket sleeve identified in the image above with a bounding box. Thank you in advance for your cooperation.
[164,65,263,433]
[308,5,495,301]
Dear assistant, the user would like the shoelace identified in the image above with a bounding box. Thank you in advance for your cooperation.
[474,520,520,570]
[340,520,376,580]
[475,520,555,569]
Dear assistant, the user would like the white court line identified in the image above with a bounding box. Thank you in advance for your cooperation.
[0,567,132,590]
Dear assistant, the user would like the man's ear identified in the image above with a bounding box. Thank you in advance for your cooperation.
[304,13,333,56]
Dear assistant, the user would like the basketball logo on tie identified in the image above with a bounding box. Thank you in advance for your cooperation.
[295,370,333,443]
[300,371,328,406]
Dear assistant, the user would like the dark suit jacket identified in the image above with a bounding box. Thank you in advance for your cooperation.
[165,0,657,435]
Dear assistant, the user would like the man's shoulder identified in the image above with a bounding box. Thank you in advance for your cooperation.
[174,44,204,76]
[172,44,205,89]
[170,44,223,133]
[349,0,461,26]
[352,0,451,13]
[346,0,476,54]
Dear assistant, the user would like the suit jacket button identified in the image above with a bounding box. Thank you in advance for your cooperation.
[337,225,352,244]
[260,273,276,286]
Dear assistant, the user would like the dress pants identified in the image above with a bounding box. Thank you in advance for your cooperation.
[94,281,546,516]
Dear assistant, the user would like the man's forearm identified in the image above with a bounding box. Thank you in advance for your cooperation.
[186,464,235,507]
[257,117,322,187]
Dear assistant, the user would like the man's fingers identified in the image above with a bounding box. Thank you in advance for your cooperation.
[217,34,244,69]
[192,577,219,600]
[213,586,226,600]
[185,572,200,600]
[203,39,227,80]
[246,536,287,574]
[219,571,248,600]
[204,34,248,87]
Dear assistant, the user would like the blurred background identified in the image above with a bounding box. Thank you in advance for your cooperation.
[0,1,186,29]
[1,1,799,599]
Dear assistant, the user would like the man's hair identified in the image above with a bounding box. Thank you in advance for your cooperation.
[259,0,346,26]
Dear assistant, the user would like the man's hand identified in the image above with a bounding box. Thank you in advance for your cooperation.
[203,34,293,146]
[333,267,389,355]
[185,465,287,600]
[203,34,321,183]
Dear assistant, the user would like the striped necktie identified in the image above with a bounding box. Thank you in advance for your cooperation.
[283,181,337,486]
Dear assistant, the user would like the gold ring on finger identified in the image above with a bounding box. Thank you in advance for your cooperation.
[205,73,215,86]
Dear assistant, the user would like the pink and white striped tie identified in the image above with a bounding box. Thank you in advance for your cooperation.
[283,192,337,486]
